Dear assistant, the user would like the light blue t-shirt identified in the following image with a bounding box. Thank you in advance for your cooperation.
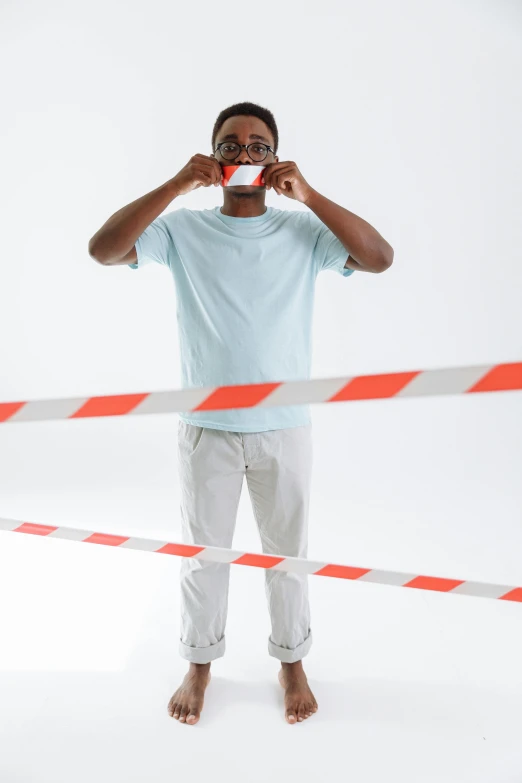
[129,205,354,431]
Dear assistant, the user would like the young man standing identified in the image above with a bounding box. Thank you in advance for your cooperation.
[88,102,393,726]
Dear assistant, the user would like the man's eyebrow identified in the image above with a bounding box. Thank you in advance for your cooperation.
[219,133,271,144]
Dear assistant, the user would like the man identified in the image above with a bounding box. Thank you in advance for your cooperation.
[88,101,393,726]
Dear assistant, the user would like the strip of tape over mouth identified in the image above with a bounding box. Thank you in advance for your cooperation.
[221,165,266,187]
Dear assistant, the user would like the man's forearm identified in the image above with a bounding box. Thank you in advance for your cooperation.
[304,189,394,273]
[88,178,180,264]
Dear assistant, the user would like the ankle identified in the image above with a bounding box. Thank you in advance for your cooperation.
[189,662,211,675]
[281,660,304,673]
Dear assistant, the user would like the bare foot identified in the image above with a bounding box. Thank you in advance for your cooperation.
[278,661,318,724]
[168,663,212,725]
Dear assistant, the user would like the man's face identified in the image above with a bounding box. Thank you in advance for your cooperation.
[212,115,278,193]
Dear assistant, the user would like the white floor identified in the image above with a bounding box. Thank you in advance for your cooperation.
[1,399,522,781]
[1,525,522,783]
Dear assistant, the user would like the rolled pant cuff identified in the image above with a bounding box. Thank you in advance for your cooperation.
[268,630,313,663]
[179,635,226,664]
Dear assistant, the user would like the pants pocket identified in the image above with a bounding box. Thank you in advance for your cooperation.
[179,421,206,459]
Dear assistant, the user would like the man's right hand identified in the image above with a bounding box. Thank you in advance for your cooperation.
[171,154,223,196]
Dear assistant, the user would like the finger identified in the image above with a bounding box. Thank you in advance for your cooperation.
[195,167,214,187]
[194,153,219,164]
[267,164,293,192]
[263,161,287,190]
[273,166,295,195]
[196,159,219,177]
[195,158,219,173]
[209,155,223,186]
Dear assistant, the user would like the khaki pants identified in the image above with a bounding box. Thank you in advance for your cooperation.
[177,419,314,664]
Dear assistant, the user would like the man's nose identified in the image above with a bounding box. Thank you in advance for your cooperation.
[236,147,251,164]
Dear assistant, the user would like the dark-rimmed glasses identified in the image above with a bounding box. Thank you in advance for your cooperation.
[215,142,275,162]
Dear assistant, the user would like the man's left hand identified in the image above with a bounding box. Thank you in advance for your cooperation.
[262,161,314,204]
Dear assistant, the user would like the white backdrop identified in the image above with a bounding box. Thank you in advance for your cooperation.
[1,1,522,781]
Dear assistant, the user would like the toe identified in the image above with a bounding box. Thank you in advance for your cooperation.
[186,708,200,725]
[297,703,306,722]
[286,708,297,724]
[179,705,189,723]
[168,701,178,718]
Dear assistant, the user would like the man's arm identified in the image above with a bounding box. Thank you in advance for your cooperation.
[303,189,394,273]
[88,155,222,266]
[88,178,180,265]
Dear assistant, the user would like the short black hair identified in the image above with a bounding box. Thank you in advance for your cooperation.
[211,101,279,155]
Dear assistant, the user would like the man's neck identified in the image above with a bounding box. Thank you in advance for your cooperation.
[220,195,267,218]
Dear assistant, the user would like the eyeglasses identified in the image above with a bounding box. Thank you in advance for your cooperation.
[215,141,275,162]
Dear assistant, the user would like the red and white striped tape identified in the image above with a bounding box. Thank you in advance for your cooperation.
[221,165,265,187]
[1,517,521,603]
[0,362,521,424]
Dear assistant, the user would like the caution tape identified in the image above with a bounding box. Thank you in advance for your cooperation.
[221,164,266,187]
[1,517,521,603]
[1,362,521,424]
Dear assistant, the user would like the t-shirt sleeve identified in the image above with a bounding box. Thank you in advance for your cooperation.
[308,211,354,278]
[127,215,173,270]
